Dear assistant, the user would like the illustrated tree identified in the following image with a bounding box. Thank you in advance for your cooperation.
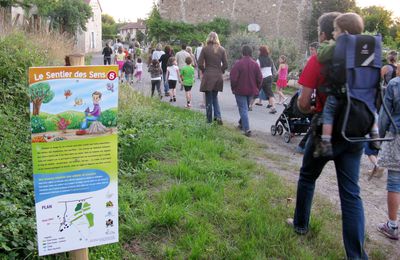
[29,82,54,115]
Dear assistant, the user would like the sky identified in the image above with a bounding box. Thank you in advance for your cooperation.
[98,0,155,22]
[98,0,399,22]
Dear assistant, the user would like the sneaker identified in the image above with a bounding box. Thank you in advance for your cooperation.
[266,104,272,108]
[173,97,176,102]
[214,118,223,125]
[244,130,252,137]
[377,222,399,240]
[269,108,277,114]
[169,98,173,102]
[319,139,333,157]
[286,218,308,235]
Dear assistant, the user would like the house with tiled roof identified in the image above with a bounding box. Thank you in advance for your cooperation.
[75,0,102,53]
[119,20,146,42]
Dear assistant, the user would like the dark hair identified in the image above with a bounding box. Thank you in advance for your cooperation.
[242,45,252,57]
[127,54,132,60]
[151,59,159,66]
[137,58,142,63]
[164,45,171,53]
[259,45,270,56]
[318,12,341,41]
[92,91,102,98]
[185,56,192,65]
[181,44,187,50]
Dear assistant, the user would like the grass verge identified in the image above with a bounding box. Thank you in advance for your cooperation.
[89,83,351,259]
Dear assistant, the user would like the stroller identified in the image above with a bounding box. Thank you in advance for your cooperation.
[271,91,312,143]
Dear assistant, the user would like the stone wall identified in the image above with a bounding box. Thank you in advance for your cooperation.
[157,0,312,46]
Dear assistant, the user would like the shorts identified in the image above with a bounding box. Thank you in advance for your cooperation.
[168,80,177,89]
[387,170,400,192]
[261,76,273,98]
[184,85,192,92]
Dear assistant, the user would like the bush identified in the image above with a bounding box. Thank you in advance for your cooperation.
[225,31,263,68]
[100,109,117,127]
[0,29,71,258]
[30,116,47,133]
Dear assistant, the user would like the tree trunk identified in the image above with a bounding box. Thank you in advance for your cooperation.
[33,100,42,115]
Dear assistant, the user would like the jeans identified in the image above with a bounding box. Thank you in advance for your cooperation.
[235,95,251,132]
[293,136,367,259]
[205,91,221,123]
[162,72,169,94]
[81,115,98,129]
[322,95,338,125]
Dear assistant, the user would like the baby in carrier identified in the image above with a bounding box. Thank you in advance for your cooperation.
[315,13,380,157]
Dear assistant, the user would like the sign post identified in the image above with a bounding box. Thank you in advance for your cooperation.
[29,65,119,257]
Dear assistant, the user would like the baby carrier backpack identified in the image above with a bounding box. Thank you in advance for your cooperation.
[329,34,398,142]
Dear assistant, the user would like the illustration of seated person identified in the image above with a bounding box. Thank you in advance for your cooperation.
[81,91,102,130]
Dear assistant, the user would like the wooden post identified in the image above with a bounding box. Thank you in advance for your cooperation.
[69,248,89,260]
[68,54,85,66]
[67,55,88,260]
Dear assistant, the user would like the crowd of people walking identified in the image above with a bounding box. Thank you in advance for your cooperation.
[102,17,399,257]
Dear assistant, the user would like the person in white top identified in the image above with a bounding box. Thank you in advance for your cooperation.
[166,57,182,102]
[175,44,191,69]
[152,43,165,61]
[254,45,276,114]
[194,42,203,79]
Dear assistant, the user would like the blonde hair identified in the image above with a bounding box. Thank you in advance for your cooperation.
[186,46,193,54]
[206,32,220,46]
[335,12,364,35]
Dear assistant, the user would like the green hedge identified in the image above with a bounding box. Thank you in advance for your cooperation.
[0,32,60,259]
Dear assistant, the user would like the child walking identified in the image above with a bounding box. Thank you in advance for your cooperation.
[114,46,126,77]
[148,59,163,98]
[180,56,195,108]
[166,57,181,102]
[315,12,380,157]
[134,58,143,82]
[122,55,134,84]
[276,55,288,104]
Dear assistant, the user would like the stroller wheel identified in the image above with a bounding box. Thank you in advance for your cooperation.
[284,132,291,143]
[271,125,277,136]
[277,125,284,135]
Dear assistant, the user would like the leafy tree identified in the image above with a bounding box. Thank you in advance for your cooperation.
[361,6,393,41]
[102,13,115,25]
[102,13,117,39]
[33,0,92,35]
[136,29,145,44]
[29,82,54,115]
[146,6,233,45]
[305,0,357,43]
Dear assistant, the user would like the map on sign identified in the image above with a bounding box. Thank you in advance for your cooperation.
[57,197,94,241]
